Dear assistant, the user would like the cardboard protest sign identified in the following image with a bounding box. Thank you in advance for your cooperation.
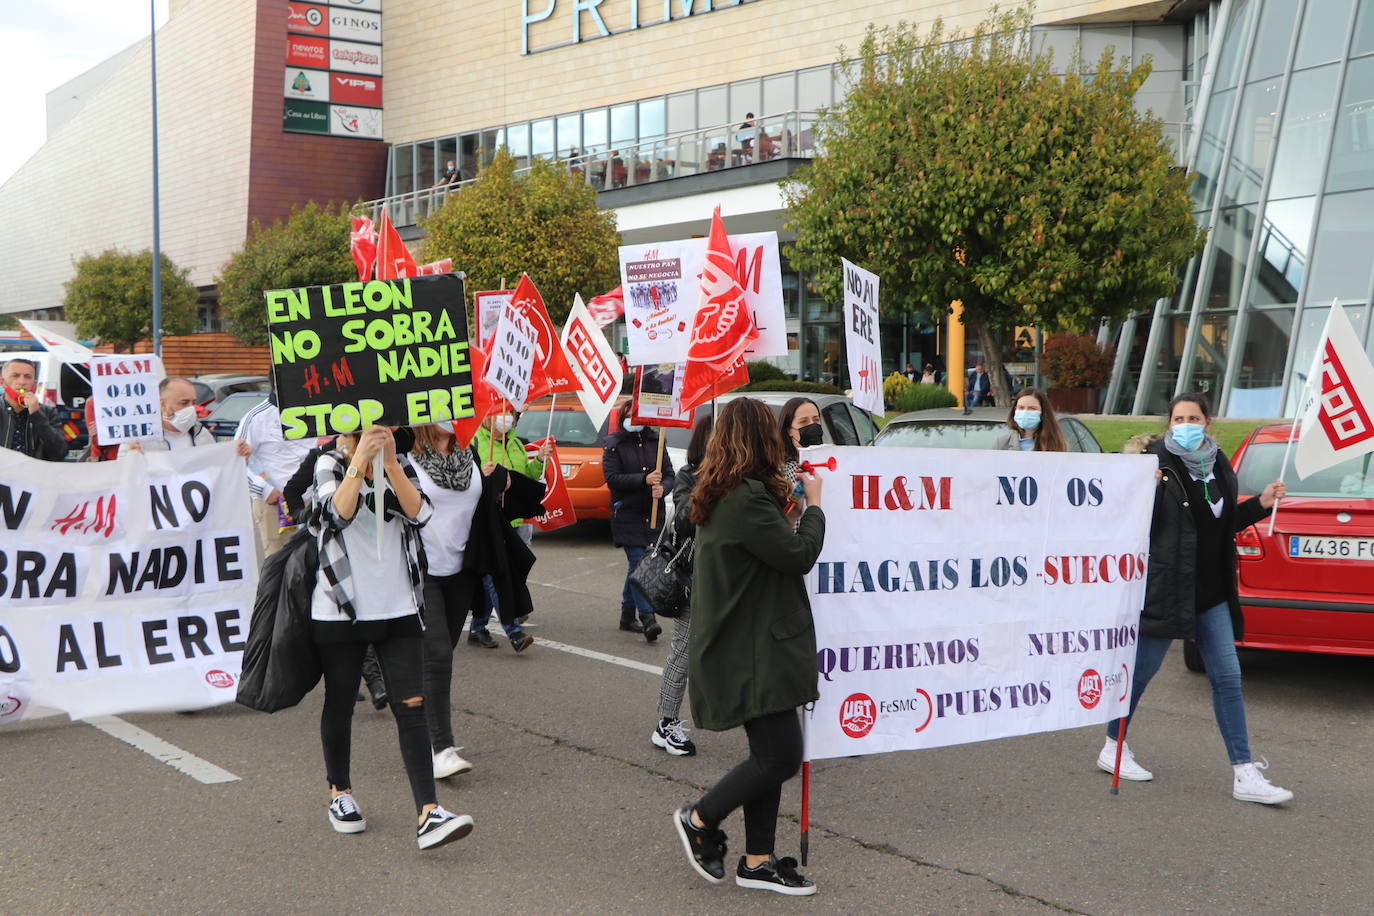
[474,289,513,349]
[484,301,538,409]
[88,355,165,444]
[618,231,786,365]
[527,437,577,531]
[561,294,622,430]
[841,258,883,416]
[632,363,694,429]
[265,274,473,439]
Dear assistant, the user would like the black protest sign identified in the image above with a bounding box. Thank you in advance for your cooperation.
[265,274,473,439]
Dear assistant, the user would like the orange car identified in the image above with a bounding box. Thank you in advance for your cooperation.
[514,396,628,522]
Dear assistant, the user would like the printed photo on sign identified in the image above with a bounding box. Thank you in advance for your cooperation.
[474,290,513,349]
[329,39,383,75]
[284,67,330,102]
[330,105,383,139]
[632,363,693,428]
[89,355,164,445]
[265,274,473,438]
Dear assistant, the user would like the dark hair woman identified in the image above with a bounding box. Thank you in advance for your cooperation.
[650,413,714,758]
[992,388,1068,452]
[604,400,675,642]
[778,397,822,512]
[1099,393,1293,805]
[673,398,824,896]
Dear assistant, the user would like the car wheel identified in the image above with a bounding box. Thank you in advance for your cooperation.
[1182,639,1205,673]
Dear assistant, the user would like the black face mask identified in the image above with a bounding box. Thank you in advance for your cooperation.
[797,422,824,448]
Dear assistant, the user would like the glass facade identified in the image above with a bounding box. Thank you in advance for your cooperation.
[1116,0,1374,418]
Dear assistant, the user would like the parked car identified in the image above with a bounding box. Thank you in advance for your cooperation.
[514,396,628,522]
[188,374,270,415]
[200,391,269,440]
[1181,422,1374,669]
[873,406,1103,452]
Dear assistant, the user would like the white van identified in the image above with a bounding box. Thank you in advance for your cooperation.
[0,349,92,409]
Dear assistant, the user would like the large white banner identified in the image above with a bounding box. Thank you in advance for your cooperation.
[0,444,257,725]
[618,231,786,365]
[841,258,882,416]
[803,446,1155,761]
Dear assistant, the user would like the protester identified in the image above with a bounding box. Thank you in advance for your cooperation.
[119,377,215,454]
[1,358,66,460]
[1100,392,1293,805]
[409,422,543,779]
[963,361,992,413]
[466,410,550,650]
[920,363,937,385]
[237,394,314,560]
[992,388,1068,452]
[651,414,713,758]
[309,423,473,849]
[673,397,824,896]
[604,400,675,642]
[779,396,823,487]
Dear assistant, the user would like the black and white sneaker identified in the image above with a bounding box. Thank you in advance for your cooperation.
[673,805,727,884]
[327,793,366,834]
[736,856,816,896]
[652,718,697,756]
[417,806,474,850]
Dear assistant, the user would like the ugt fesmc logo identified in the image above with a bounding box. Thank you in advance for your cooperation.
[205,670,235,689]
[839,693,875,738]
[1077,665,1129,710]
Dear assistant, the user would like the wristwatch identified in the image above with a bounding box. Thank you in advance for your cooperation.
[346,465,363,479]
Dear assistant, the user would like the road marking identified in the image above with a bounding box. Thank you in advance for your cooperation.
[87,715,240,785]
[530,636,664,677]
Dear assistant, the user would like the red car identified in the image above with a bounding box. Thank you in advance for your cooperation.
[1187,423,1374,666]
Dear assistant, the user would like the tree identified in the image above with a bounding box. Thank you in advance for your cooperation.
[421,151,621,326]
[63,248,198,351]
[783,7,1207,408]
[219,201,357,346]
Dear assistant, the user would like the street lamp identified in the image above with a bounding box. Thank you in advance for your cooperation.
[150,0,162,358]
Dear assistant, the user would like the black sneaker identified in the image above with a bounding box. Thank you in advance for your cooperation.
[511,632,534,653]
[417,806,474,851]
[652,718,697,756]
[468,629,498,649]
[327,793,366,834]
[735,856,816,896]
[673,805,726,884]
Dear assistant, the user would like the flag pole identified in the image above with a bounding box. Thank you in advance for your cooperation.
[800,708,812,865]
[1265,420,1302,537]
[1110,717,1127,795]
[649,428,666,529]
[1268,300,1336,536]
[545,393,558,442]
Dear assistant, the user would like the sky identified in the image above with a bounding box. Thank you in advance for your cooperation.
[0,0,170,187]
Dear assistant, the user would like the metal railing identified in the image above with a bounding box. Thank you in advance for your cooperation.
[359,110,821,227]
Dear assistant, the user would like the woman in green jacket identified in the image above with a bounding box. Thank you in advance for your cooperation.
[672,398,825,897]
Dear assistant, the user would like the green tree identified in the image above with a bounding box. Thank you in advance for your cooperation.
[783,7,1206,408]
[219,201,357,345]
[63,248,198,351]
[421,151,621,326]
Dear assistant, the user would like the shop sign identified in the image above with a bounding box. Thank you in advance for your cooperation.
[283,99,331,134]
[332,0,382,11]
[328,8,382,43]
[329,39,382,75]
[284,68,330,102]
[521,0,764,55]
[330,73,382,107]
[329,105,383,140]
[285,34,329,68]
[287,2,329,36]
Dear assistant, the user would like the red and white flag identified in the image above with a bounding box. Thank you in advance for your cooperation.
[1294,303,1374,479]
[586,286,625,328]
[678,207,758,412]
[374,209,417,280]
[349,216,378,282]
[451,344,503,449]
[528,437,578,532]
[510,274,582,401]
[560,293,622,429]
[416,258,453,276]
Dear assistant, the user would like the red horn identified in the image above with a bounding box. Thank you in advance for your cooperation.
[800,457,838,473]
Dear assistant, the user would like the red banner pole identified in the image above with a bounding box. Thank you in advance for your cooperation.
[1111,716,1128,795]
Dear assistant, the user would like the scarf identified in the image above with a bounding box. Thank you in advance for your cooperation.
[414,445,474,491]
[1163,432,1220,500]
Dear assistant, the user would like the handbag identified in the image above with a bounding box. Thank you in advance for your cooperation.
[628,521,694,619]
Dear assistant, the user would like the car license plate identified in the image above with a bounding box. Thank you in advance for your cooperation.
[1288,536,1374,560]
[560,463,575,477]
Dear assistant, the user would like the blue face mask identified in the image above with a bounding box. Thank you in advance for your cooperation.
[622,421,643,433]
[1171,423,1206,451]
[1014,410,1041,431]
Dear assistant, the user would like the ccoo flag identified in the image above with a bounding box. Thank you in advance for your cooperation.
[1294,303,1374,479]
[678,207,758,412]
[560,293,623,430]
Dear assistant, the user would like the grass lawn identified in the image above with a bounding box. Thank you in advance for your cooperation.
[1081,418,1269,455]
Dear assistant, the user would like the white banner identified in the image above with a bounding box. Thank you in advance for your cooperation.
[618,231,786,365]
[0,444,257,725]
[88,355,165,444]
[561,294,622,430]
[485,302,538,409]
[803,446,1155,761]
[841,258,882,415]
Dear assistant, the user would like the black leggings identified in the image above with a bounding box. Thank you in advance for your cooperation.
[318,634,436,813]
[694,709,803,856]
[421,571,479,750]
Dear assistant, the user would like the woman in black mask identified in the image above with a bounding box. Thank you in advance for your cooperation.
[779,397,824,486]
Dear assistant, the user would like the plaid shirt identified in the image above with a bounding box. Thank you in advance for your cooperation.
[310,451,433,622]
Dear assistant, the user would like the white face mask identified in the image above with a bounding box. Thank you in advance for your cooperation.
[492,415,514,434]
[168,406,198,433]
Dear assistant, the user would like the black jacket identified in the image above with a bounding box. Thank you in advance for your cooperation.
[0,402,66,461]
[1141,440,1270,640]
[455,448,547,623]
[671,464,698,547]
[603,428,676,548]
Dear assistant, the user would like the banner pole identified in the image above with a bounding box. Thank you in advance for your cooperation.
[488,401,503,466]
[545,393,558,441]
[1111,716,1127,795]
[649,429,666,529]
[373,449,385,562]
[800,708,811,865]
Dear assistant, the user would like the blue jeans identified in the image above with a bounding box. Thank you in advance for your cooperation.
[1107,602,1251,764]
[468,574,523,638]
[622,546,653,616]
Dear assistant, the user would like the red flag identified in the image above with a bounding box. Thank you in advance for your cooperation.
[374,209,417,280]
[416,258,453,276]
[350,217,377,282]
[527,437,577,531]
[586,286,625,328]
[678,208,758,411]
[451,344,503,449]
[510,273,581,401]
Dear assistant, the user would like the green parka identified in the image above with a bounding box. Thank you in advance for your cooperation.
[688,478,825,731]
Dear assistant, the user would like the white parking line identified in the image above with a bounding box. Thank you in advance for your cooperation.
[530,636,664,677]
[87,715,240,785]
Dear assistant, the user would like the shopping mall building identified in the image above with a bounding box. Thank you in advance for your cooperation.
[1,0,1371,416]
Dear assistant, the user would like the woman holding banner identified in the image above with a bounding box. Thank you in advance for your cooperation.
[309,424,474,850]
[673,398,824,896]
[1100,392,1293,805]
[604,400,675,642]
[992,388,1068,452]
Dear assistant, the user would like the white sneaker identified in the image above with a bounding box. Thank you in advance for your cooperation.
[327,792,366,834]
[432,746,474,779]
[1233,760,1293,805]
[1096,738,1153,781]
